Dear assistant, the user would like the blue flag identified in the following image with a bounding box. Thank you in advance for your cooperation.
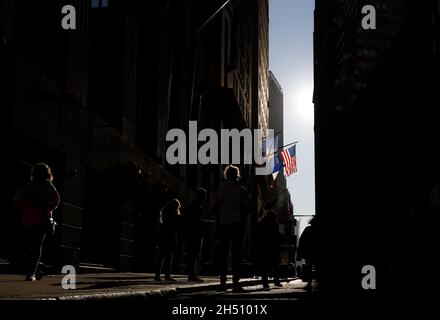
[262,134,281,174]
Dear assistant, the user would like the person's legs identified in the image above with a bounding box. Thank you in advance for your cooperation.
[155,253,164,281]
[25,228,46,281]
[187,236,203,281]
[217,225,230,290]
[270,247,281,286]
[155,242,169,280]
[164,252,176,281]
[32,232,46,279]
[164,252,172,276]
[272,262,282,287]
[231,224,244,290]
[303,259,313,290]
[259,257,269,289]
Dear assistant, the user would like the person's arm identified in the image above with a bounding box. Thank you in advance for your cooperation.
[49,188,60,210]
[48,187,60,219]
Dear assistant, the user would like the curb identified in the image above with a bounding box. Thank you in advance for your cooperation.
[55,287,178,301]
[39,278,295,301]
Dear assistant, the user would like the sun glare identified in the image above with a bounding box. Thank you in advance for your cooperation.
[294,85,314,124]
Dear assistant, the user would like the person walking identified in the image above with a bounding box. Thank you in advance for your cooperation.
[256,210,282,289]
[213,165,250,292]
[154,199,181,282]
[297,217,318,290]
[13,163,60,281]
[184,188,208,282]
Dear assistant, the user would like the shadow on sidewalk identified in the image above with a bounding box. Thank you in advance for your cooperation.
[49,278,189,290]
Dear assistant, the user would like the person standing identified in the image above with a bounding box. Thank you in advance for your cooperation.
[154,199,181,282]
[213,165,251,292]
[297,217,317,290]
[184,188,208,282]
[256,210,282,289]
[13,163,60,281]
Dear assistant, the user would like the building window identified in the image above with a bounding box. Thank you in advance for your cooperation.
[92,0,108,8]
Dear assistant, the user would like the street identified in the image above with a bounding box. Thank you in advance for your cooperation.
[171,278,315,302]
[0,272,312,301]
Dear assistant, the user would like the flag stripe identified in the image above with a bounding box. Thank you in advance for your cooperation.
[279,145,297,177]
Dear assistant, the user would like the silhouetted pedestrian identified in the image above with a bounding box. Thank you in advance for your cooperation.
[297,217,318,290]
[183,188,208,282]
[154,199,181,282]
[13,163,60,281]
[256,210,282,289]
[213,165,251,292]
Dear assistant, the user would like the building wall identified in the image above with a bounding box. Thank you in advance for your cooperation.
[0,0,270,273]
[269,71,284,147]
[268,71,289,207]
[314,0,440,292]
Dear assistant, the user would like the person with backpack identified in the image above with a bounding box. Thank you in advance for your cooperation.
[13,163,60,281]
[212,165,251,292]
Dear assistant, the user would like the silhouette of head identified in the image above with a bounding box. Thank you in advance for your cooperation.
[169,199,181,213]
[224,165,240,181]
[31,163,53,183]
[160,198,181,224]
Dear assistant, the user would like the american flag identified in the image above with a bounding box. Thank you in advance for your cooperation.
[279,145,297,177]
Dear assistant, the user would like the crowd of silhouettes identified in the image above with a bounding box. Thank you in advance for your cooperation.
[12,163,309,292]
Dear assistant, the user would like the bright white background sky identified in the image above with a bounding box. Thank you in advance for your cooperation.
[269,0,316,217]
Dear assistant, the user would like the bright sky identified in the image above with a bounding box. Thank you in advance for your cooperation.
[269,0,316,216]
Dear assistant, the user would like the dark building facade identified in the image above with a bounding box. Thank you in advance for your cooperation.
[267,71,295,268]
[0,0,270,274]
[268,71,285,187]
[267,71,291,222]
[268,72,284,147]
[314,0,440,295]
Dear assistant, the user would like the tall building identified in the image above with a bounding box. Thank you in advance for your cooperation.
[269,71,284,155]
[268,71,295,268]
[314,0,440,292]
[268,71,289,214]
[253,0,270,136]
[0,0,270,273]
[330,0,406,112]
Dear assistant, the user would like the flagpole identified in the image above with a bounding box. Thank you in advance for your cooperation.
[265,140,299,157]
[278,141,299,150]
[190,0,231,120]
[195,0,231,35]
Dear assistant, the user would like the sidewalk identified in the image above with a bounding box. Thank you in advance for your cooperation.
[0,273,279,300]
